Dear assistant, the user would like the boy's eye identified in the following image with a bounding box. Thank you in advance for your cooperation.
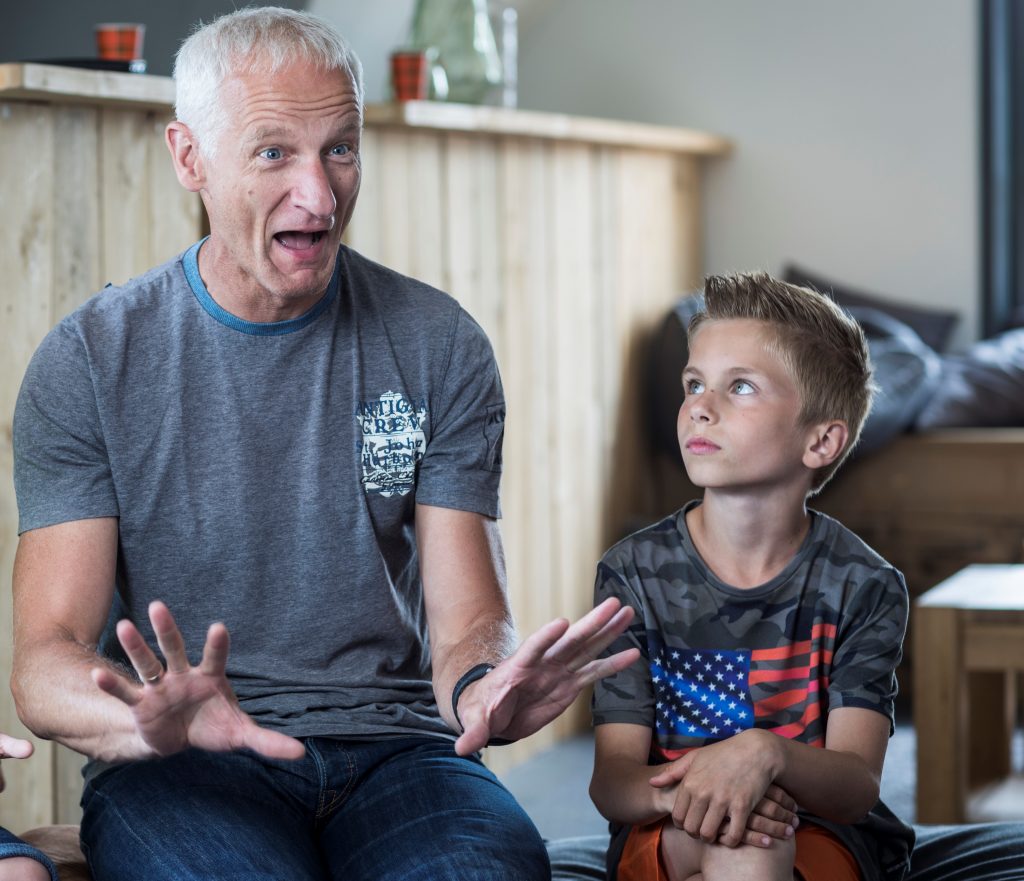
[685,379,705,395]
[733,380,755,395]
[259,147,283,161]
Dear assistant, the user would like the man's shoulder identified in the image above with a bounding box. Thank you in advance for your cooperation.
[63,251,189,332]
[32,251,189,370]
[341,246,461,314]
[599,509,689,575]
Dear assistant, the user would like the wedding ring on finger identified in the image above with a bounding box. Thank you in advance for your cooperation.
[144,670,164,685]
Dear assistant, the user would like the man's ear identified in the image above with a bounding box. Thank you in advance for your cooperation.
[165,122,205,192]
[803,420,849,471]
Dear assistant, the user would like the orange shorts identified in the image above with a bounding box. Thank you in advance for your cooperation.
[616,819,861,881]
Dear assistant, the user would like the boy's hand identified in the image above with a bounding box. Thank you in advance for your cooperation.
[0,732,35,793]
[650,728,783,847]
[724,784,798,847]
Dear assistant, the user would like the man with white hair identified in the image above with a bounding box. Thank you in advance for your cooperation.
[10,7,648,879]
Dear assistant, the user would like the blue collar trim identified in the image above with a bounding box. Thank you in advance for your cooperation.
[182,238,340,336]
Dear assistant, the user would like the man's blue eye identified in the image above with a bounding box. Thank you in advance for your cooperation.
[330,144,351,156]
[260,148,283,160]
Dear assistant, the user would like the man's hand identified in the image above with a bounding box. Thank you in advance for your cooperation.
[453,598,640,755]
[648,729,783,847]
[92,601,305,761]
[0,732,35,793]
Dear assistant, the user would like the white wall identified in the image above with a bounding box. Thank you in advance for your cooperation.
[311,0,980,348]
[306,0,417,103]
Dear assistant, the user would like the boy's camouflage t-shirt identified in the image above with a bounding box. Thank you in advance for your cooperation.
[592,501,909,759]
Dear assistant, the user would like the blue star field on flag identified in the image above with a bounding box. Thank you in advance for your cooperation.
[649,635,755,742]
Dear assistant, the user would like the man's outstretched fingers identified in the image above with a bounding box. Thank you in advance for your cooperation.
[572,605,635,667]
[509,617,571,668]
[0,733,33,760]
[541,599,624,666]
[454,718,491,756]
[92,666,142,707]
[115,618,164,684]
[575,646,642,686]
[149,601,191,674]
[199,622,231,676]
[244,724,305,761]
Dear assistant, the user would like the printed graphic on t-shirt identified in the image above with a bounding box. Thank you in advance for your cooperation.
[647,627,830,756]
[356,391,428,497]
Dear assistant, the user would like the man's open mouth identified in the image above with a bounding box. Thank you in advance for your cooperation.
[275,231,326,250]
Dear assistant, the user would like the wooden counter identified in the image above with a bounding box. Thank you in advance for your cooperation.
[0,63,729,827]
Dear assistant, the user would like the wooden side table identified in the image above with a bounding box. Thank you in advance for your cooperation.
[914,564,1024,823]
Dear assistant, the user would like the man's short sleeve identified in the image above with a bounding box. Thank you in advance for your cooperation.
[415,309,504,518]
[827,567,909,732]
[13,320,119,533]
[591,560,653,727]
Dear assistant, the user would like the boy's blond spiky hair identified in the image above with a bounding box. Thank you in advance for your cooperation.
[688,271,875,493]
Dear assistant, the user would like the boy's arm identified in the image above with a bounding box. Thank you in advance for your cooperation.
[766,705,888,819]
[593,723,799,847]
[591,723,673,826]
[650,706,888,844]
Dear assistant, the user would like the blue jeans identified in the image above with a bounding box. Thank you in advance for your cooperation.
[80,736,550,880]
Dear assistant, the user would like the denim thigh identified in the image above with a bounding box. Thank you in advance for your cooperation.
[316,738,550,881]
[80,747,326,881]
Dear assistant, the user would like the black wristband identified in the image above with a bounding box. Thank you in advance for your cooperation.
[451,662,494,732]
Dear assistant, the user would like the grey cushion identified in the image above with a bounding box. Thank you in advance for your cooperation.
[848,307,941,457]
[784,264,960,353]
[914,328,1024,429]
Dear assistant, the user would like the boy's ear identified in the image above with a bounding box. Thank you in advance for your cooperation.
[165,121,206,192]
[802,420,849,471]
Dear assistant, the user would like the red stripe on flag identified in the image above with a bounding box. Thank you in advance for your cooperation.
[748,623,837,662]
[655,744,697,762]
[748,648,833,684]
[754,678,819,715]
[770,698,823,739]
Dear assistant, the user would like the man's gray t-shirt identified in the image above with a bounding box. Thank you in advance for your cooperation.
[14,240,505,742]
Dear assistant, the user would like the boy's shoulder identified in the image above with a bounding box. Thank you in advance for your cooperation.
[599,505,692,572]
[807,508,904,585]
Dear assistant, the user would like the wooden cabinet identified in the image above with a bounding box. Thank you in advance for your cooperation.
[0,63,729,827]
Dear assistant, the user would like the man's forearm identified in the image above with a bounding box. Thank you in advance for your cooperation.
[431,614,516,732]
[13,637,150,763]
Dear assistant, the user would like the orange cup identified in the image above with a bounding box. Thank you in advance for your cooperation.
[391,50,429,101]
[95,23,146,61]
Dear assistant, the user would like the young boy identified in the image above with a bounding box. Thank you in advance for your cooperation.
[590,273,913,881]
[0,732,58,881]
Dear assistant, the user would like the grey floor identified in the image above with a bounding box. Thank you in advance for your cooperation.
[498,724,918,842]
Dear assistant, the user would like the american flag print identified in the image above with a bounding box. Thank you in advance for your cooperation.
[648,624,833,749]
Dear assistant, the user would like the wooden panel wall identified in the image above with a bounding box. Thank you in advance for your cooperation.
[346,127,702,770]
[0,100,201,831]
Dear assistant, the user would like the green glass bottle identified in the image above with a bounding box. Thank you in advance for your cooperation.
[409,0,503,104]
